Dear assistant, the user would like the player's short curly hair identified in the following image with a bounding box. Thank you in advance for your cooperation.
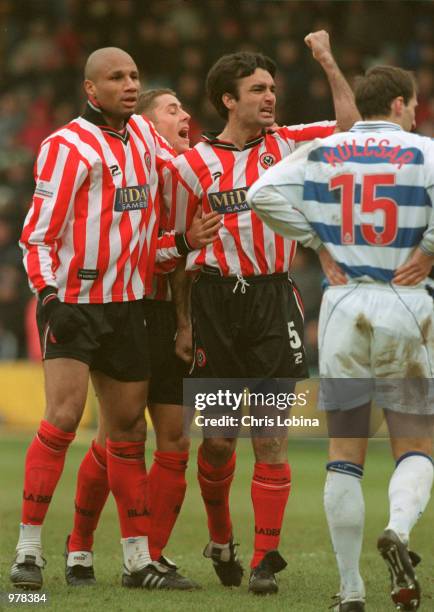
[206,52,276,119]
[354,65,416,119]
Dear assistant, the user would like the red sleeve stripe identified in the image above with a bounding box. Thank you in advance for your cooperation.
[21,141,58,245]
[22,199,46,291]
[23,141,83,292]
[39,139,59,181]
[278,122,336,142]
[186,148,214,194]
[164,160,200,233]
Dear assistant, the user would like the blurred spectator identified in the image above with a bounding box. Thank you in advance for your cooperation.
[10,19,62,76]
[301,75,334,123]
[0,324,19,360]
[0,207,29,358]
[415,66,434,128]
[17,104,55,155]
[0,93,25,144]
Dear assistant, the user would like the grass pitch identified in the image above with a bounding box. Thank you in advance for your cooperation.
[1,432,433,611]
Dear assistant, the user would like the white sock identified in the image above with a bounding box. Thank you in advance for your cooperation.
[121,536,151,572]
[15,524,44,567]
[16,523,42,553]
[324,469,365,601]
[386,454,434,544]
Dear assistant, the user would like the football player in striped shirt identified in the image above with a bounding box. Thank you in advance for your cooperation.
[161,31,359,594]
[64,88,220,589]
[10,47,211,592]
[248,65,434,612]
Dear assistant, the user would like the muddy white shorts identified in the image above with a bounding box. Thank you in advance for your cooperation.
[318,283,434,413]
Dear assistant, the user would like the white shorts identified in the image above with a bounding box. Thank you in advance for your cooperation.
[318,283,434,413]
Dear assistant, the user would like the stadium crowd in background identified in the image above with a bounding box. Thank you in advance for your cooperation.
[2,0,434,365]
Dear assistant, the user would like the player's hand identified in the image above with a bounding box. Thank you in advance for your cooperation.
[304,30,333,65]
[175,324,193,363]
[186,205,222,249]
[39,287,86,343]
[318,247,347,285]
[268,122,281,133]
[393,248,434,285]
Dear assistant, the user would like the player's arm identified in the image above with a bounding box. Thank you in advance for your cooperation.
[19,138,89,342]
[249,143,347,284]
[393,248,434,286]
[157,160,222,263]
[393,202,434,286]
[305,30,360,131]
[317,247,347,285]
[20,138,89,293]
[156,207,222,262]
[394,161,434,285]
[247,143,322,250]
[169,260,194,364]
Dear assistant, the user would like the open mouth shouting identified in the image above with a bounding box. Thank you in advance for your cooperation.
[178,125,190,143]
[260,106,275,119]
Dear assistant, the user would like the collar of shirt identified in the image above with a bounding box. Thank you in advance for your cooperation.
[81,101,130,144]
[201,129,275,151]
[350,120,403,133]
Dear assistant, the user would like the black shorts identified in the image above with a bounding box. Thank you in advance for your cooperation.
[37,300,149,382]
[190,270,308,378]
[143,298,189,405]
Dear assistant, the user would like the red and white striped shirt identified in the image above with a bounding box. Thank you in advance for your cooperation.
[20,103,175,303]
[148,259,176,301]
[162,122,335,276]
[148,188,178,301]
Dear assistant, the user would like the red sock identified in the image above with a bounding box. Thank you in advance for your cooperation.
[22,420,75,524]
[68,440,110,552]
[251,462,291,567]
[106,439,148,538]
[197,445,235,544]
[148,451,188,560]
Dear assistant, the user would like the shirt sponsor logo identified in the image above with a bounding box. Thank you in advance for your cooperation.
[208,187,249,214]
[114,185,149,211]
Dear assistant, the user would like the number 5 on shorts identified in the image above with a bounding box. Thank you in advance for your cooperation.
[287,321,302,349]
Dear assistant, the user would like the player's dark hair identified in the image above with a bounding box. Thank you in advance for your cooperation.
[206,52,276,119]
[354,66,416,119]
[136,88,176,116]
